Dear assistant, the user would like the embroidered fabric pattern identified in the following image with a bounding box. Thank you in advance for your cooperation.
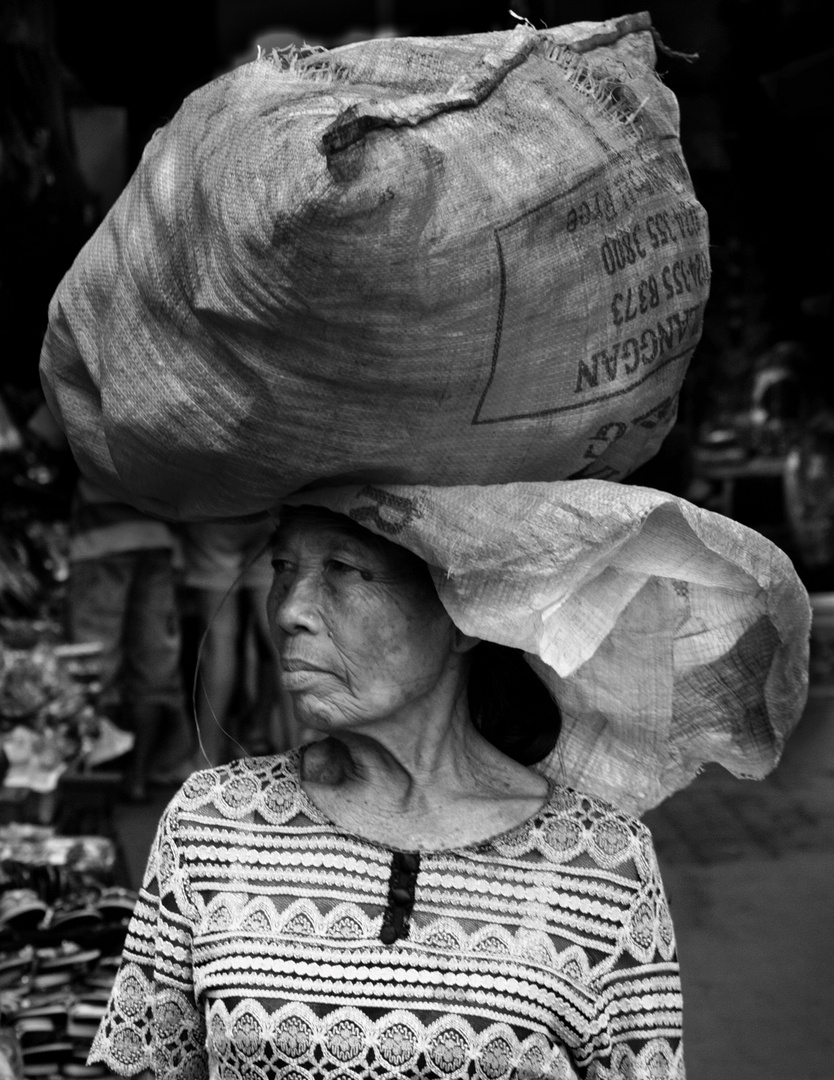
[88,751,684,1079]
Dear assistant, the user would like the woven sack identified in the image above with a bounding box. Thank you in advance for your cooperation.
[40,13,709,521]
[284,480,811,815]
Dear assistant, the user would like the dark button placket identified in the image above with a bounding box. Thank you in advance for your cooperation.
[379,851,421,945]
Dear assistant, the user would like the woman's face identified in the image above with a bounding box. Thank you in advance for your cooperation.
[267,509,459,732]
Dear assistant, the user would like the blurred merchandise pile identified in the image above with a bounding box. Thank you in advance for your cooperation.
[0,635,134,816]
[1,389,133,824]
[0,838,135,1080]
[0,388,70,627]
[2,391,135,1076]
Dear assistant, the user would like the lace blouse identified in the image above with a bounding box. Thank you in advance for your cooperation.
[89,750,684,1079]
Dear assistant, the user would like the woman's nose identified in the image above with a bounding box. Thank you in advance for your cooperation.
[271,572,322,634]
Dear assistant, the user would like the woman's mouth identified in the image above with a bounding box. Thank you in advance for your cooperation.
[279,659,335,689]
[280,658,329,673]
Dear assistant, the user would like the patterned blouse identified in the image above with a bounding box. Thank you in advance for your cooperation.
[89,750,684,1079]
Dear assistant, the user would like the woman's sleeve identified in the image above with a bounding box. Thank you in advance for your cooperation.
[579,826,685,1079]
[87,796,208,1078]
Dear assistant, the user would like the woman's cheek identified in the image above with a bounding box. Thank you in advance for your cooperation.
[265,582,286,635]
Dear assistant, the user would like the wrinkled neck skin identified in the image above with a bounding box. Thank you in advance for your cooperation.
[300,666,548,852]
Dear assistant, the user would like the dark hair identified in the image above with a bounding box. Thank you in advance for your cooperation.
[467,641,561,765]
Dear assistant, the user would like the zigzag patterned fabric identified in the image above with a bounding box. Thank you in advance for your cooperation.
[89,751,684,1079]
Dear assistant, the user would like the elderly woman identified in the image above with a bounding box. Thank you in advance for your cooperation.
[89,500,687,1080]
[42,17,810,1080]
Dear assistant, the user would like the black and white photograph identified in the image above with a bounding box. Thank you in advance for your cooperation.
[1,2,831,1077]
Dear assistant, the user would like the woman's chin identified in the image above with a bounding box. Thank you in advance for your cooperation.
[291,698,348,733]
[292,700,384,737]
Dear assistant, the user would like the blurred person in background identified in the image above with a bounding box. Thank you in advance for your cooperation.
[179,519,302,770]
[27,401,192,803]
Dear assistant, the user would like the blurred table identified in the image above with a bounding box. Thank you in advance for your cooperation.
[693,454,787,519]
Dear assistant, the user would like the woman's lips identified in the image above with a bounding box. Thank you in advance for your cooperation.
[280,659,329,673]
[279,659,334,688]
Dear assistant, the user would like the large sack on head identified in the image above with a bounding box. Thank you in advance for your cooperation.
[40,12,709,521]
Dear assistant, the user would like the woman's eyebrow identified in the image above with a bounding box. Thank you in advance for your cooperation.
[328,535,378,561]
[270,531,377,561]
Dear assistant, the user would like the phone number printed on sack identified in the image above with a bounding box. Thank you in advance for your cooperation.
[472,166,709,426]
[610,253,710,328]
[597,206,706,277]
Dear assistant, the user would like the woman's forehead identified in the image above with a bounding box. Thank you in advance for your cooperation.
[273,505,428,576]
[275,520,372,555]
[275,506,370,543]
[275,506,397,556]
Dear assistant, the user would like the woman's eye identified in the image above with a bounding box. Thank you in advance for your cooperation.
[328,559,372,581]
[271,557,292,573]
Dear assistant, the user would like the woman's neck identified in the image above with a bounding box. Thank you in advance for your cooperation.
[298,657,480,787]
[310,708,497,792]
[299,711,549,851]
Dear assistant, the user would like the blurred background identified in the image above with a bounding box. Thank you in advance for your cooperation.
[1,3,833,1077]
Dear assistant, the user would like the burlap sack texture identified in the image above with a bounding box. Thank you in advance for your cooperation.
[284,481,811,815]
[40,12,710,522]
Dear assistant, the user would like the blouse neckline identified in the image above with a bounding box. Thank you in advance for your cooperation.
[290,745,557,856]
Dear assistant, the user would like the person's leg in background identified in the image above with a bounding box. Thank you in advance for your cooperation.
[64,553,133,729]
[178,518,310,767]
[178,521,266,769]
[121,547,193,800]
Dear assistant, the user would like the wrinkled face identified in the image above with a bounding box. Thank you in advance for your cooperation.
[267,508,458,732]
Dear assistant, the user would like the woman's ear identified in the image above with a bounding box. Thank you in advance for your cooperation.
[452,628,481,654]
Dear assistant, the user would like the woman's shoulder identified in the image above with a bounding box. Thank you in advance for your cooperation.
[161,748,306,825]
[492,780,659,882]
[545,782,650,833]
